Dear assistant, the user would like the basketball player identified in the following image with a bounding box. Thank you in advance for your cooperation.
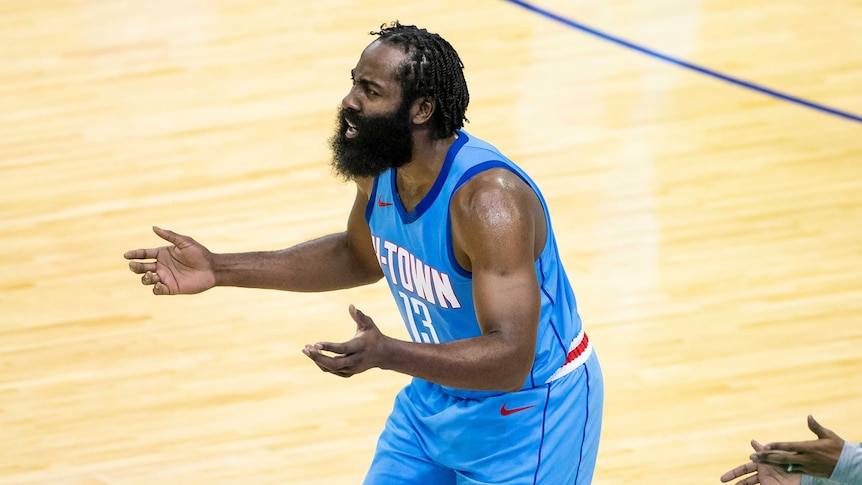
[125,21,603,484]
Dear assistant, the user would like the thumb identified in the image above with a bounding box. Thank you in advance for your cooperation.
[751,439,765,452]
[153,226,182,245]
[808,415,840,440]
[348,304,374,331]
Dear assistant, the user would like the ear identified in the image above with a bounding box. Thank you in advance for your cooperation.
[410,96,435,125]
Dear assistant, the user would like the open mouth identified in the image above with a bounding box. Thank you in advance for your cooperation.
[345,119,358,138]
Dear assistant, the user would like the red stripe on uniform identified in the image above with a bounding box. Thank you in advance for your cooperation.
[562,333,589,367]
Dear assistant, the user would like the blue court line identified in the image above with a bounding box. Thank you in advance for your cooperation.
[504,0,862,124]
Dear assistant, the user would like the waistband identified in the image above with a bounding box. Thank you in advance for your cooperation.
[425,330,593,399]
[546,330,592,383]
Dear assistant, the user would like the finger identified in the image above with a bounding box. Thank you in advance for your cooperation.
[308,354,347,373]
[736,475,761,485]
[315,341,351,356]
[124,248,161,260]
[303,345,348,371]
[751,451,796,465]
[153,226,184,245]
[153,281,170,295]
[129,261,157,274]
[141,271,161,286]
[760,439,805,453]
[721,462,757,482]
[303,346,336,373]
[751,440,764,452]
[349,304,374,331]
[808,415,840,440]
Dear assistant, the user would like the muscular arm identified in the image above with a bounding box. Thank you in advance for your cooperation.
[379,169,546,391]
[215,182,383,291]
[127,180,385,295]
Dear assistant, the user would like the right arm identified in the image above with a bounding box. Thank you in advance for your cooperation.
[125,181,383,295]
[214,183,382,291]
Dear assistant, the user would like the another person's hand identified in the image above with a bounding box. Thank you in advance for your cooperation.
[722,440,801,485]
[750,415,844,478]
[303,305,387,377]
[124,226,216,295]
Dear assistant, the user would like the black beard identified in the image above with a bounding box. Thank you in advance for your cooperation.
[329,102,414,180]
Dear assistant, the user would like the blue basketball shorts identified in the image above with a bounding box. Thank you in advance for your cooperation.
[362,351,603,485]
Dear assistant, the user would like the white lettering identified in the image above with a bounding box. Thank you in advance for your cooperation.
[432,269,461,309]
[397,247,414,292]
[372,236,384,267]
[411,256,436,305]
[383,240,399,284]
[372,235,462,311]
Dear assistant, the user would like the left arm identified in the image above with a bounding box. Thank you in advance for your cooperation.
[303,169,546,392]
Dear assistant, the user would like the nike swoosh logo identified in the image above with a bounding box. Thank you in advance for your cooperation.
[377,197,394,207]
[500,403,536,416]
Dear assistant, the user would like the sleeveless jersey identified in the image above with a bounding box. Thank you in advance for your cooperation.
[364,130,585,398]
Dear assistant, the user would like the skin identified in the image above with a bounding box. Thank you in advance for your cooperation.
[721,416,845,484]
[751,416,845,478]
[125,40,547,393]
[721,440,800,485]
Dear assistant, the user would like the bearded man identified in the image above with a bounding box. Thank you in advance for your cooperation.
[125,21,603,485]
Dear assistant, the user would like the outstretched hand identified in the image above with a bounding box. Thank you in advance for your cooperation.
[751,415,844,478]
[303,305,388,378]
[721,440,800,485]
[124,226,216,295]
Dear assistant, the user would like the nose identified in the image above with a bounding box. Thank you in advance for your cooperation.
[341,86,360,111]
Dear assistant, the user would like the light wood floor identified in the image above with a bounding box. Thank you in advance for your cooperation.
[2,1,861,483]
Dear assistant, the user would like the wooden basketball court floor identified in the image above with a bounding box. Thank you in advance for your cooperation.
[1,1,860,483]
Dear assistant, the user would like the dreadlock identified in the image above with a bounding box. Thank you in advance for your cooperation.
[371,21,469,139]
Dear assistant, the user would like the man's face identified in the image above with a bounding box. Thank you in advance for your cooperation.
[329,41,415,180]
[329,98,413,180]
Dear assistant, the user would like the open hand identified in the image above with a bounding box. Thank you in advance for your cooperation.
[721,440,800,485]
[124,226,216,295]
[303,305,388,377]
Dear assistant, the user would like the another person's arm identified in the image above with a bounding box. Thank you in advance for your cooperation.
[799,441,862,485]
[752,416,853,482]
[722,417,861,485]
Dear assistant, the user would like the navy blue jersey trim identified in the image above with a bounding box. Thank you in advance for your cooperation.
[539,257,568,356]
[393,131,470,224]
[447,160,521,277]
[533,384,552,485]
[573,364,592,485]
[445,217,471,278]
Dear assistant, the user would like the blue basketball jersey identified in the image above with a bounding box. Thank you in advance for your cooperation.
[365,130,585,397]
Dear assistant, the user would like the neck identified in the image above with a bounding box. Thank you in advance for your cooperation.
[395,132,457,210]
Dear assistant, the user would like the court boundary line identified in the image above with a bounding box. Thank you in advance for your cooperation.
[504,0,862,124]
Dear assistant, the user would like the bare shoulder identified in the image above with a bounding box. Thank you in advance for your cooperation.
[450,167,547,268]
[450,168,540,221]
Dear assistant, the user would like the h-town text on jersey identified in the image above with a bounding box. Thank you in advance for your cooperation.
[371,235,462,309]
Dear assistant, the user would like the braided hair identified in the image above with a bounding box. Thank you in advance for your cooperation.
[371,21,469,139]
